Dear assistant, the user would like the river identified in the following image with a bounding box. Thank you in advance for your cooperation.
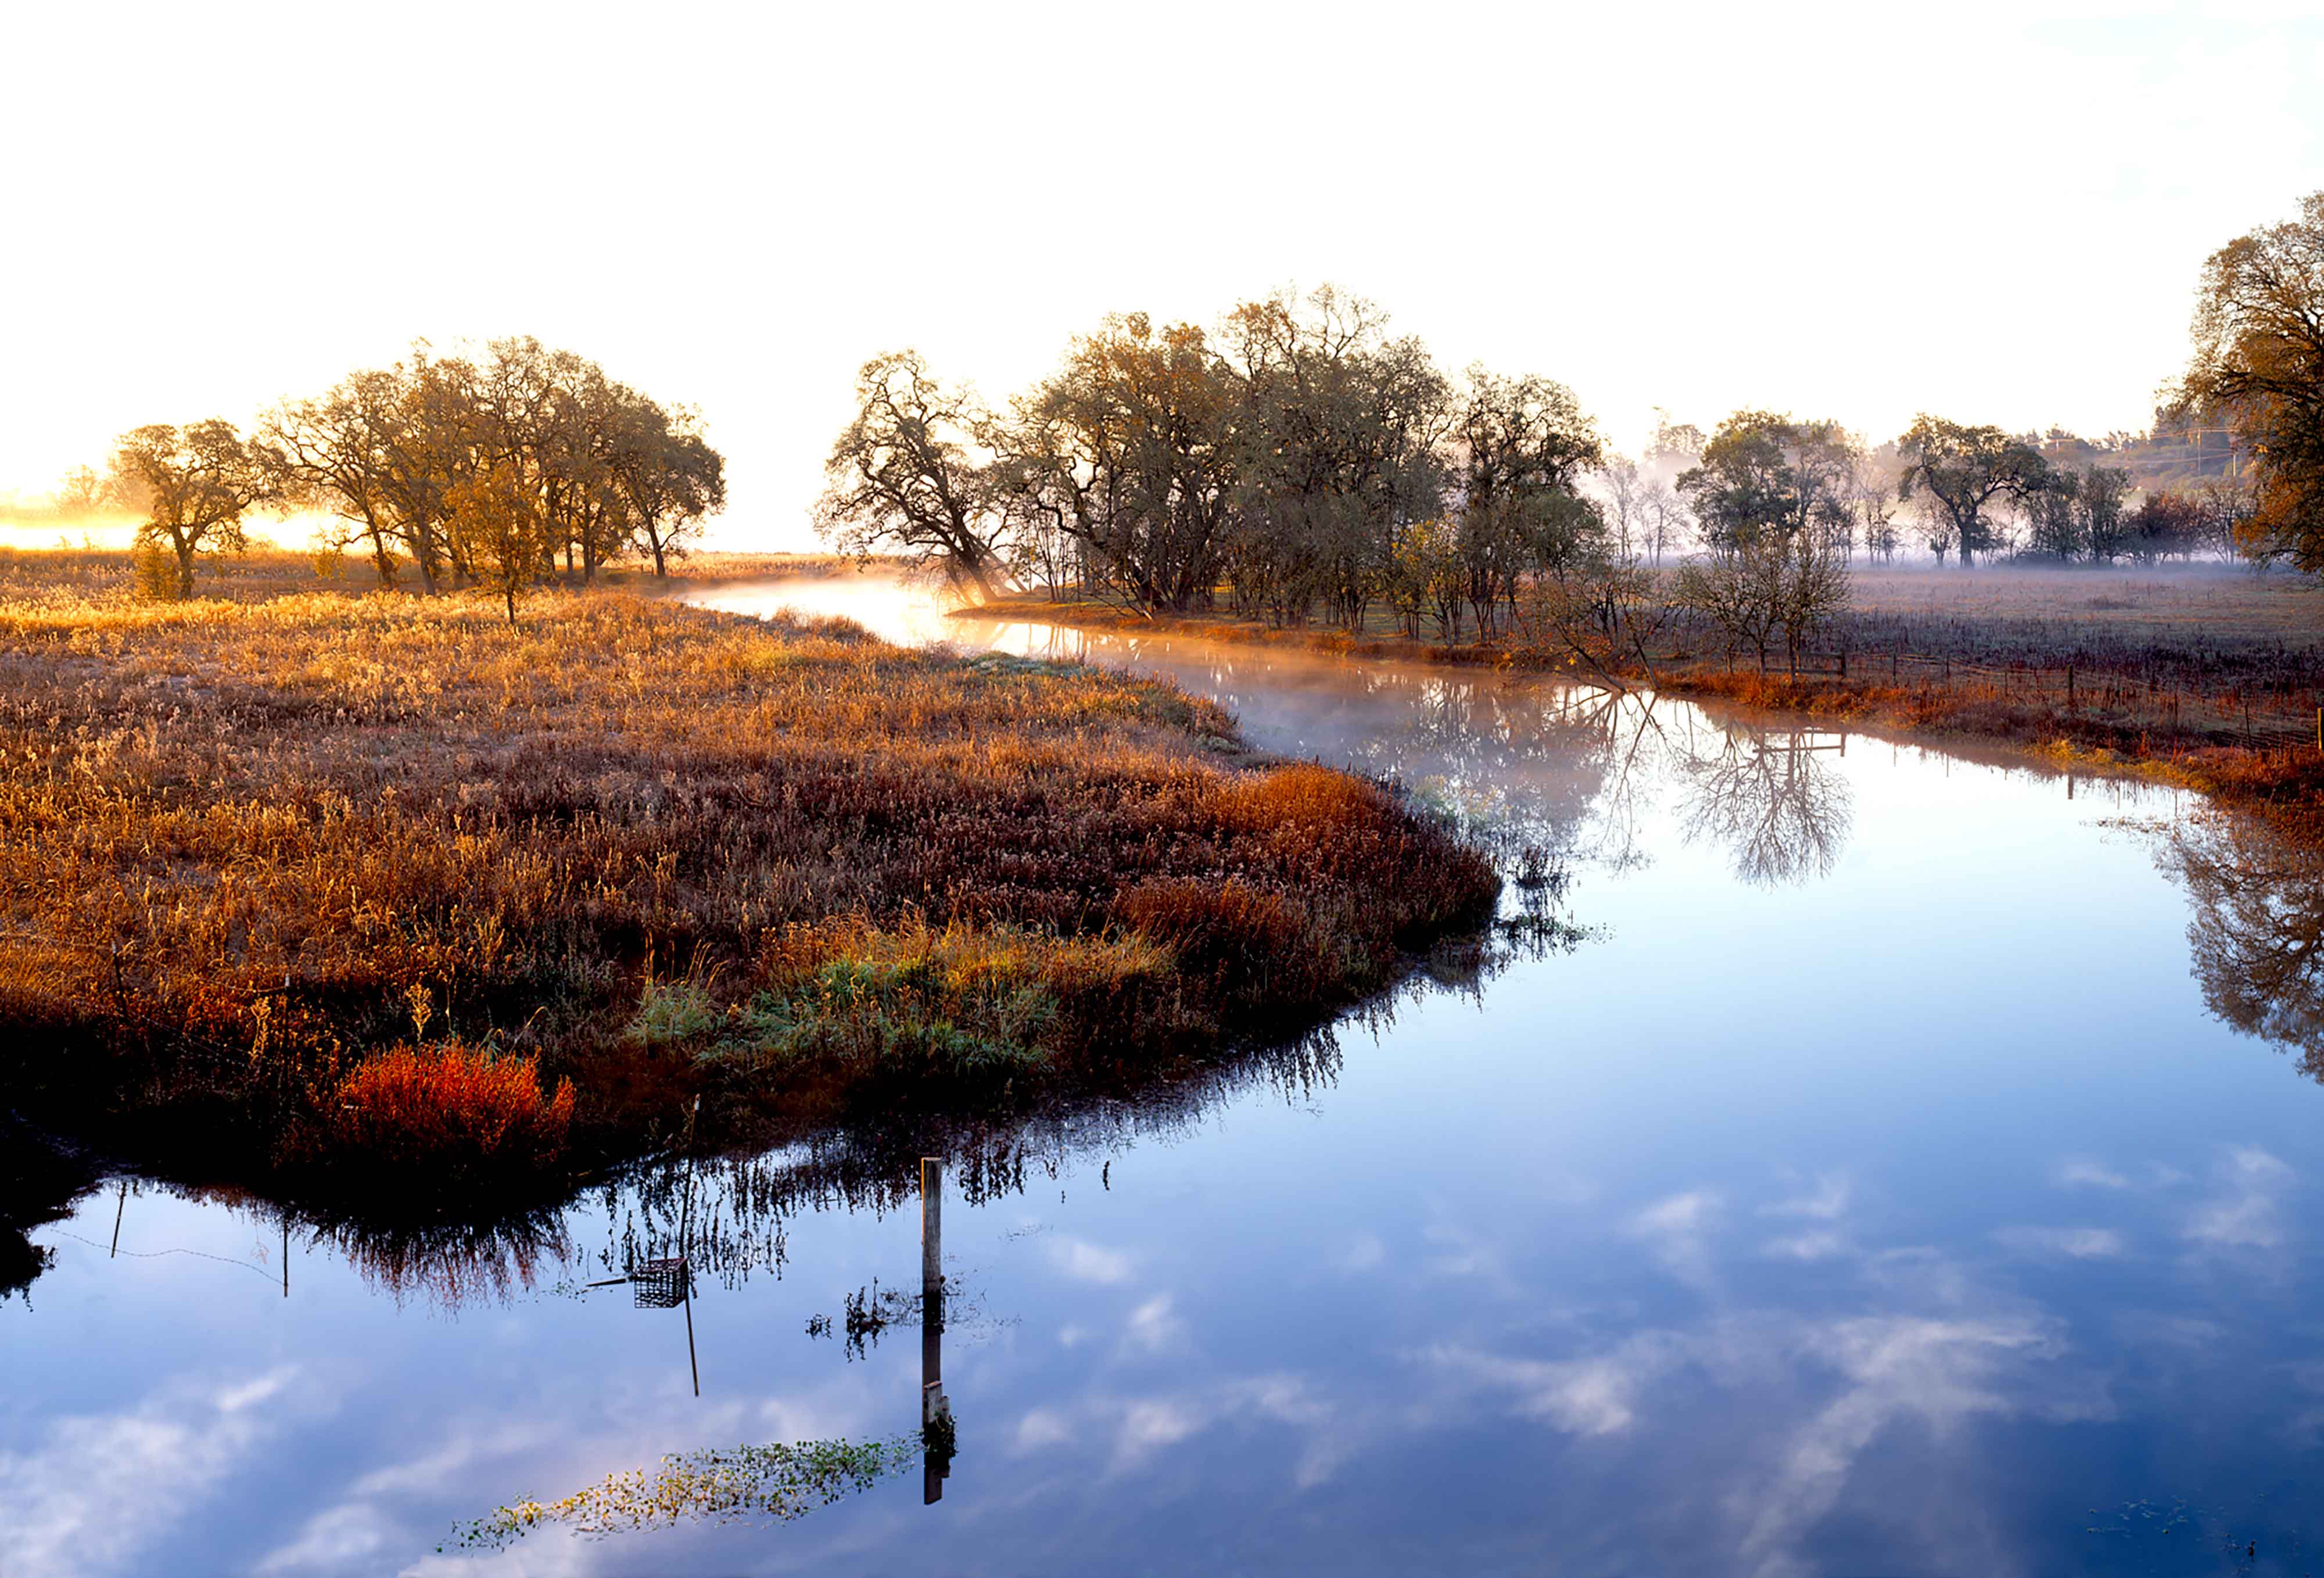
[8,574,2321,1576]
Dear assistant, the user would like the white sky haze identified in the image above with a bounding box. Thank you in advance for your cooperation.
[3,0,2320,547]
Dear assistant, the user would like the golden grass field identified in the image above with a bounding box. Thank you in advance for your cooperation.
[0,550,1497,1204]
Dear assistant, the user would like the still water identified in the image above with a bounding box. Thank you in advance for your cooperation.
[9,576,2322,1577]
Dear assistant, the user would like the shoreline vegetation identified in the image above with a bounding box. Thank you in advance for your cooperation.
[0,548,1498,1224]
[973,569,2324,850]
[807,207,2324,855]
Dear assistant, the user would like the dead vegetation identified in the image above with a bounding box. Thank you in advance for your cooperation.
[0,561,1496,1202]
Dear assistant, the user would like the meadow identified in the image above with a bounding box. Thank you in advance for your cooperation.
[0,550,1497,1208]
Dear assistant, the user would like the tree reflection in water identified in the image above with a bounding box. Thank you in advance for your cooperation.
[2162,810,2324,1071]
[1,1120,102,1306]
[1673,719,1855,887]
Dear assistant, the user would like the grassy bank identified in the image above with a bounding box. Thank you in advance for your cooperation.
[0,572,1497,1208]
[0,543,874,605]
[992,567,2324,847]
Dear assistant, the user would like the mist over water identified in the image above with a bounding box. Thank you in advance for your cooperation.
[10,576,2323,1577]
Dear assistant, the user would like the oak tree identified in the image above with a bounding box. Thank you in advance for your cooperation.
[108,420,277,599]
[2178,191,2324,569]
[1893,415,2050,567]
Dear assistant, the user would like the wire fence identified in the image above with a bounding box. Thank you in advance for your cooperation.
[1781,650,2324,751]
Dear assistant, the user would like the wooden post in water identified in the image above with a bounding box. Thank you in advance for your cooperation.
[920,1157,951,1504]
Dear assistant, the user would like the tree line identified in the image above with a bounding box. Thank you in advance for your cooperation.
[820,190,2324,632]
[95,337,725,615]
[815,288,1604,641]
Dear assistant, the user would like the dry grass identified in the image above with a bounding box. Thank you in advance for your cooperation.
[0,543,884,609]
[0,566,1497,1196]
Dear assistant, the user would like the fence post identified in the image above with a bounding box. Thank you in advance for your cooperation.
[921,1157,942,1295]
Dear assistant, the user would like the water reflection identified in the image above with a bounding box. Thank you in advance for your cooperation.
[2164,810,2324,1072]
[14,575,2324,1577]
[1674,723,1855,887]
[321,1206,573,1312]
[1,1122,102,1305]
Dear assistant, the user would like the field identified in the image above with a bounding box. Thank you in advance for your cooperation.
[1842,564,2324,705]
[0,551,1497,1207]
[0,541,871,604]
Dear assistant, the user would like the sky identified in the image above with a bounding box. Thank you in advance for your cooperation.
[2,0,2320,550]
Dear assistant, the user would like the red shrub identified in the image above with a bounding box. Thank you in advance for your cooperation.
[330,1042,576,1177]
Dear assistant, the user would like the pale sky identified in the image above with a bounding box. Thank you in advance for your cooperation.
[3,0,2320,550]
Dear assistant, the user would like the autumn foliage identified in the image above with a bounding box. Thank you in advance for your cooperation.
[329,1044,576,1178]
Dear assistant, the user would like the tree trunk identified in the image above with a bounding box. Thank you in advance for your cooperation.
[174,541,196,601]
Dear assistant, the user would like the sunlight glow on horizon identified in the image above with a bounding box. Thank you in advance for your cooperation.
[3,0,2319,550]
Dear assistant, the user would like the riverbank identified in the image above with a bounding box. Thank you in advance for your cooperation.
[0,575,1497,1212]
[984,571,2324,847]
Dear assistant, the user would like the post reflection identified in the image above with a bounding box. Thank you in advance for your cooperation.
[921,1156,953,1503]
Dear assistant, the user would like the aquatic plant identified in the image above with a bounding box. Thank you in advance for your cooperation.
[450,1432,922,1548]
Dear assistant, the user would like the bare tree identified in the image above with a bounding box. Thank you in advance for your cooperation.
[1674,412,1856,673]
[816,351,1007,598]
[54,466,105,517]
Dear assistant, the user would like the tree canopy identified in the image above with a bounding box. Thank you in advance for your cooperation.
[114,339,724,607]
[1893,416,2051,568]
[817,287,1603,633]
[108,419,278,600]
[2179,190,2324,571]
